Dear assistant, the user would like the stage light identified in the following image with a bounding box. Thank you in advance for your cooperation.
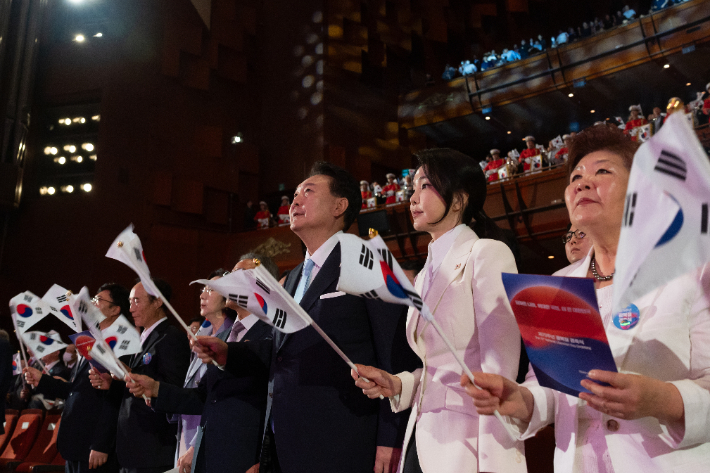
[74,34,85,42]
[82,183,92,192]
[82,143,94,152]
[89,154,97,161]
[39,187,48,195]
[76,156,83,163]
[590,110,595,113]
[94,32,103,37]
[63,145,76,153]
[663,64,670,69]
[548,255,555,259]
[568,93,574,97]
[507,131,512,134]
[485,116,491,120]
[47,187,56,195]
[64,185,74,193]
[57,157,66,165]
[91,115,100,121]
[44,147,53,155]
[686,82,691,86]
[231,135,242,144]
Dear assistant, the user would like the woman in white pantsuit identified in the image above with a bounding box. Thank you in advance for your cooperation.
[353,149,526,473]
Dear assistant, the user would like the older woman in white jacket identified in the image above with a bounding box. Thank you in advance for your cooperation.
[463,124,710,473]
[353,148,526,473]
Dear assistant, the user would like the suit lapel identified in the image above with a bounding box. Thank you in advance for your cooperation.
[132,320,167,368]
[276,264,303,351]
[423,228,478,314]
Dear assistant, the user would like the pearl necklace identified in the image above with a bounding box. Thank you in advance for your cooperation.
[591,256,614,281]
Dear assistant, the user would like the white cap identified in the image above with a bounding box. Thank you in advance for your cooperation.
[359,180,369,185]
[386,173,396,179]
[524,135,535,142]
[281,195,289,201]
[490,149,500,155]
[259,201,267,206]
[706,82,710,91]
[562,134,571,140]
[629,104,642,112]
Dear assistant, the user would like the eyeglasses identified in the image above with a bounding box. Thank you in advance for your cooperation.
[562,230,586,244]
[201,286,214,295]
[92,295,115,306]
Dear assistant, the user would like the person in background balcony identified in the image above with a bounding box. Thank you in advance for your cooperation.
[277,196,291,225]
[361,180,373,209]
[383,173,401,204]
[254,201,273,229]
[624,105,648,141]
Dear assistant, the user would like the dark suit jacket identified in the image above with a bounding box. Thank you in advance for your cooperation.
[0,340,13,434]
[37,358,120,461]
[225,243,420,473]
[155,320,272,473]
[46,360,72,383]
[115,319,190,469]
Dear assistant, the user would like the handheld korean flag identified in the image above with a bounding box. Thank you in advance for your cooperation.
[613,112,710,313]
[191,270,310,333]
[12,353,21,376]
[336,233,519,441]
[9,292,49,334]
[72,287,127,379]
[101,315,142,357]
[42,284,81,333]
[551,135,564,149]
[21,331,67,358]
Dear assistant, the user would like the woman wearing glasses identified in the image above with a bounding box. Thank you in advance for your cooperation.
[463,124,710,472]
[561,224,592,265]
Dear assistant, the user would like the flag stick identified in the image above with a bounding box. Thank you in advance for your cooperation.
[421,310,520,442]
[34,357,50,375]
[252,265,383,399]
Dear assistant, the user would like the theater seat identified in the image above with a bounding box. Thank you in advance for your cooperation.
[9,415,62,472]
[0,410,20,454]
[0,410,44,467]
[24,452,64,472]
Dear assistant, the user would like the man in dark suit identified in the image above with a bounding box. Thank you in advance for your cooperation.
[0,330,13,434]
[25,283,131,472]
[105,278,191,473]
[126,255,278,473]
[194,162,419,473]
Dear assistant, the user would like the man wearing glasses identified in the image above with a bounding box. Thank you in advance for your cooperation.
[561,224,592,264]
[25,283,130,473]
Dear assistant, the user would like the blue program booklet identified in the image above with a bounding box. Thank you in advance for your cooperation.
[502,273,618,397]
[69,331,108,373]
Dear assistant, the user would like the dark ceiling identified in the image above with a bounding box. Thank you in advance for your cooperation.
[413,42,710,159]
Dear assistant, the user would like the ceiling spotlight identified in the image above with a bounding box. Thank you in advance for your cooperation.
[686,82,691,86]
[64,185,74,193]
[231,134,243,144]
[568,93,574,97]
[590,110,596,113]
[548,255,555,259]
[507,131,512,134]
[82,143,94,152]
[76,156,83,163]
[64,118,72,125]
[91,115,100,121]
[39,187,48,195]
[663,64,670,69]
[82,183,92,192]
[44,147,53,155]
[485,116,491,120]
[94,32,103,37]
[64,145,76,153]
[56,157,66,165]
[47,187,56,195]
[74,34,85,42]
[89,154,97,161]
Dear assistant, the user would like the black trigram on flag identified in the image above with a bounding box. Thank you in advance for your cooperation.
[255,279,271,295]
[49,306,59,313]
[654,150,687,181]
[229,294,249,309]
[133,248,142,262]
[117,325,128,335]
[403,289,423,311]
[29,333,37,341]
[77,301,89,315]
[35,307,43,315]
[16,321,25,328]
[23,295,32,303]
[95,344,106,355]
[36,345,45,353]
[119,340,130,351]
[623,192,637,227]
[362,290,381,300]
[377,248,393,269]
[272,309,287,329]
[359,244,374,270]
[702,204,708,235]
[56,295,68,303]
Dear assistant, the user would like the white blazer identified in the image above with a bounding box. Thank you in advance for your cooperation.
[391,226,526,473]
[521,251,710,473]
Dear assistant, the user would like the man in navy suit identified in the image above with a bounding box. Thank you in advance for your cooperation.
[194,162,418,473]
[25,283,130,472]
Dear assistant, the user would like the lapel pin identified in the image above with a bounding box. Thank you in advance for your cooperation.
[455,263,461,270]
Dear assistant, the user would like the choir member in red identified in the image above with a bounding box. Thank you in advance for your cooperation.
[382,173,400,204]
[702,82,710,116]
[277,196,290,224]
[360,180,372,209]
[519,135,541,171]
[254,201,272,229]
[483,149,506,182]
[555,134,572,162]
[623,104,648,141]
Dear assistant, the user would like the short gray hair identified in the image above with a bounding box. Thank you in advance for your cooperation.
[0,330,9,342]
[239,253,280,280]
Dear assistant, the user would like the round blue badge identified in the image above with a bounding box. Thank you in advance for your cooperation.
[613,304,640,330]
[143,352,152,365]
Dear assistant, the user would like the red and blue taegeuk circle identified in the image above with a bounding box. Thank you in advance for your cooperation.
[60,305,74,320]
[380,262,407,299]
[254,293,268,315]
[16,304,33,318]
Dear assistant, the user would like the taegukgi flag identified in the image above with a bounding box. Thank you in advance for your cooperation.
[336,233,433,322]
[106,224,161,297]
[42,284,81,332]
[9,292,50,333]
[613,112,710,313]
[12,353,22,376]
[21,331,67,358]
[101,315,142,357]
[192,268,312,333]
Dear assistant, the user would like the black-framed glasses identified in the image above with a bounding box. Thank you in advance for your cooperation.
[92,295,115,306]
[562,230,586,244]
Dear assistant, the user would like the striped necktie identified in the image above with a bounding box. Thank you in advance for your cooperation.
[294,258,316,303]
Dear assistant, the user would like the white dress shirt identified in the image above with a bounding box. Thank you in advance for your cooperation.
[140,317,168,347]
[301,231,342,285]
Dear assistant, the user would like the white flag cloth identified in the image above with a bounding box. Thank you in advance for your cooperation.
[613,112,710,313]
[21,331,67,358]
[335,233,432,321]
[42,284,81,332]
[551,135,564,148]
[9,292,50,333]
[72,287,127,379]
[106,224,160,297]
[12,353,22,375]
[637,124,651,143]
[102,315,142,357]
[191,269,312,333]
